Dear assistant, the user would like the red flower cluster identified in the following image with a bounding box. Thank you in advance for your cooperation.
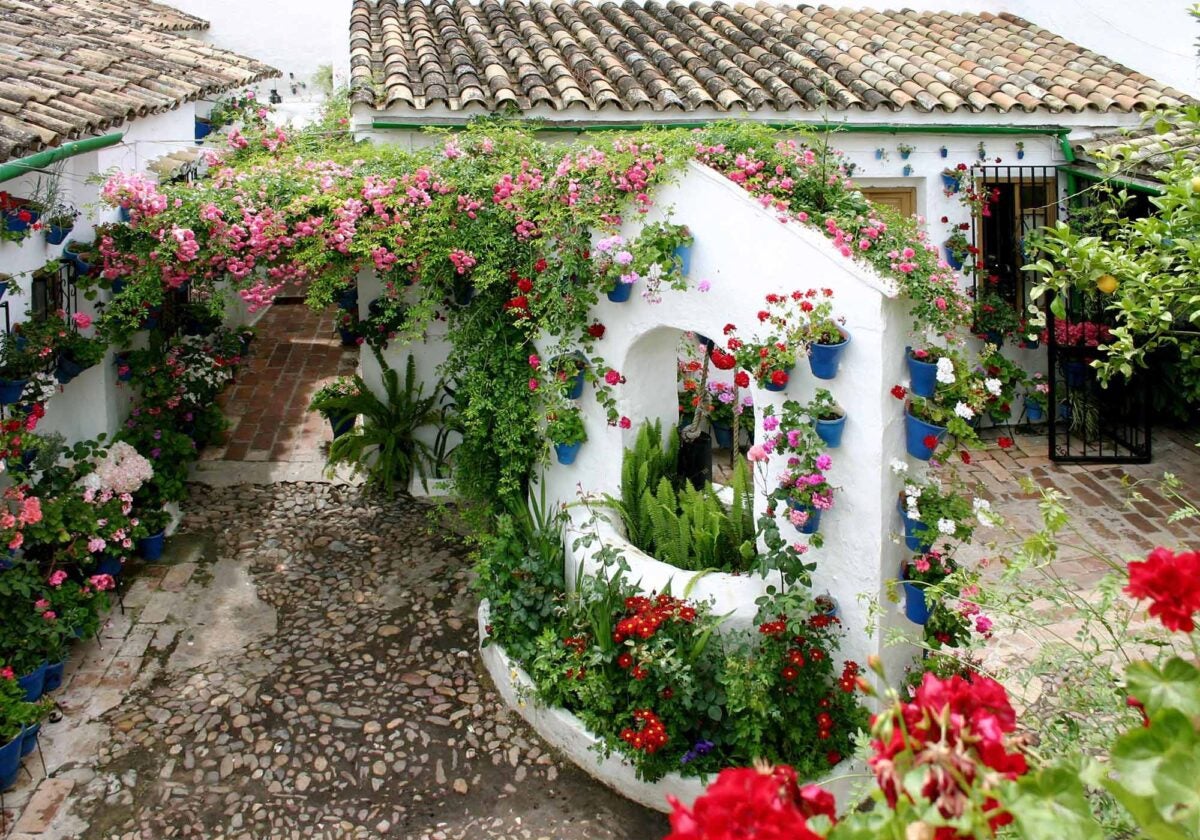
[890,384,907,400]
[1125,546,1200,632]
[587,322,606,339]
[837,660,860,693]
[869,673,1027,834]
[613,594,696,642]
[666,764,836,840]
[996,436,1013,450]
[770,369,789,387]
[709,348,736,370]
[620,708,668,754]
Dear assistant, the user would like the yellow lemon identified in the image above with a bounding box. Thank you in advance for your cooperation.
[1191,176,1200,192]
[1096,274,1119,294]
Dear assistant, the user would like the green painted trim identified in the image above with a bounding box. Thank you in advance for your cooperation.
[1059,165,1163,195]
[371,118,1073,143]
[0,132,125,183]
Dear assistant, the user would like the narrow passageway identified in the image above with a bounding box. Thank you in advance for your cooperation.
[207,303,358,463]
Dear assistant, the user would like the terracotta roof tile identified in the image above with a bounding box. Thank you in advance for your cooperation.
[1074,123,1198,180]
[351,0,1191,115]
[0,0,279,162]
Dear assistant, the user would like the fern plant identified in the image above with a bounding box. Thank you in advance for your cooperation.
[612,420,680,553]
[320,355,440,496]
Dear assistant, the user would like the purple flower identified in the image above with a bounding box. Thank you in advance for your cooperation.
[152,430,162,440]
[762,415,780,432]
[697,279,711,292]
[150,447,162,459]
[816,454,832,471]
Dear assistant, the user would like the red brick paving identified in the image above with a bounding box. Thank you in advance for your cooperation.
[206,304,358,463]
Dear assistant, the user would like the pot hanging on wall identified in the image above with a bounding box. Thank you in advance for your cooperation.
[808,330,849,380]
[904,407,946,460]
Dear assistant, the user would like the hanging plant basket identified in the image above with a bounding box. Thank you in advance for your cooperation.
[710,422,733,449]
[897,498,933,553]
[0,378,28,405]
[551,352,588,400]
[787,498,822,534]
[808,330,849,380]
[814,411,846,448]
[16,661,47,702]
[0,729,23,791]
[674,243,693,276]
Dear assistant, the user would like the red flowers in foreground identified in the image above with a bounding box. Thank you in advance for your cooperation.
[869,673,1027,834]
[1125,546,1200,632]
[666,764,835,840]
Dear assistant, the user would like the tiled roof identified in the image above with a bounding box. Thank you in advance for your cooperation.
[349,0,1191,116]
[0,0,279,163]
[1074,124,1199,180]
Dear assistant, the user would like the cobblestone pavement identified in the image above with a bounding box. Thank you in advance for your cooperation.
[208,305,358,464]
[1,485,665,839]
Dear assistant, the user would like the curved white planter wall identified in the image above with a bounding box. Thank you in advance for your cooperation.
[478,601,866,813]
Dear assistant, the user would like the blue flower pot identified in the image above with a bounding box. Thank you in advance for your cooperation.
[762,365,793,392]
[45,224,72,245]
[606,283,633,303]
[0,378,27,405]
[554,442,581,465]
[194,120,212,141]
[335,287,359,312]
[1025,401,1045,422]
[139,530,166,562]
[788,499,822,535]
[55,355,86,385]
[897,500,933,553]
[20,722,39,757]
[814,413,846,448]
[906,351,937,399]
[1020,339,1040,350]
[0,729,23,791]
[43,657,66,692]
[902,577,929,625]
[110,278,125,296]
[711,423,733,449]
[17,662,47,702]
[984,330,1004,347]
[115,353,133,381]
[904,409,946,461]
[564,370,586,400]
[337,326,359,347]
[941,173,959,192]
[944,247,964,271]
[96,554,124,577]
[808,331,849,380]
[4,207,40,233]
[674,244,693,276]
[329,413,355,438]
[119,207,131,223]
[1064,361,1088,388]
[1059,402,1072,422]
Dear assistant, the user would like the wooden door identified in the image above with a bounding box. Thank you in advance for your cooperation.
[860,187,917,217]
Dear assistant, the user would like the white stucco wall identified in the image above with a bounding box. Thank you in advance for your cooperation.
[167,0,351,99]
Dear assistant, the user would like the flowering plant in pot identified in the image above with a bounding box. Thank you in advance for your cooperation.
[975,346,1024,423]
[897,471,986,550]
[972,282,1021,343]
[727,292,806,390]
[892,349,984,459]
[0,666,52,788]
[308,375,362,437]
[54,314,106,384]
[762,406,835,539]
[806,388,845,448]
[0,191,39,241]
[943,226,972,270]
[703,380,743,443]
[546,406,586,464]
[1024,371,1050,419]
[41,203,78,245]
[796,288,849,380]
[592,221,691,303]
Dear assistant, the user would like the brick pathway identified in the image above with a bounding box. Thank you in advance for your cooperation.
[206,304,358,463]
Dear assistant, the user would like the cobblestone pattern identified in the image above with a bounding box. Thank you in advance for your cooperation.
[207,305,358,464]
[2,484,664,840]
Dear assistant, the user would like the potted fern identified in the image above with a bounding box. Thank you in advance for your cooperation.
[546,406,586,465]
[319,356,439,496]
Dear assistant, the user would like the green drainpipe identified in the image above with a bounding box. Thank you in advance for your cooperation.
[0,132,125,184]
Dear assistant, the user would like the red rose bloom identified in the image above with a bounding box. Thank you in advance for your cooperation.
[1125,547,1200,632]
[534,258,547,273]
[516,277,533,293]
[734,371,750,388]
[709,349,736,370]
[770,369,789,386]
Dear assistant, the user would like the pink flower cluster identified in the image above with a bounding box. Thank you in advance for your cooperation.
[448,249,477,275]
[101,172,168,216]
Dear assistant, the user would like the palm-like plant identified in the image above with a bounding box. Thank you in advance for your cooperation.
[321,355,440,496]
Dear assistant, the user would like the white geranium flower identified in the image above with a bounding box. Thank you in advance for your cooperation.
[935,357,955,384]
[973,498,998,528]
[954,401,975,420]
[889,459,909,475]
[937,518,956,535]
[985,377,1002,396]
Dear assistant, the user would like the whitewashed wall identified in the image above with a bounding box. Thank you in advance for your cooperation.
[375,161,922,682]
[0,107,200,445]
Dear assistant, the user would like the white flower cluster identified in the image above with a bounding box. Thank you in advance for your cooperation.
[954,401,975,420]
[984,377,1002,397]
[973,498,999,528]
[889,458,908,475]
[935,356,955,385]
[937,517,957,535]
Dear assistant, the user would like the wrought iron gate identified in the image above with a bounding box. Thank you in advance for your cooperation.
[1045,294,1151,463]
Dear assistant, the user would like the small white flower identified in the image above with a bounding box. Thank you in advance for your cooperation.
[985,377,1002,396]
[935,357,955,384]
[972,498,991,514]
[974,498,998,528]
[937,518,956,535]
[953,401,975,420]
[889,458,909,475]
[646,262,663,281]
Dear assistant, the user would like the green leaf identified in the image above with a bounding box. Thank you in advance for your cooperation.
[1001,766,1104,840]
[1126,657,1200,719]
[1104,708,1200,840]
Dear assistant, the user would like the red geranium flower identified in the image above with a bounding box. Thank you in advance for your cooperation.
[1125,547,1200,632]
[734,371,750,388]
[710,349,736,371]
[997,437,1013,449]
[756,310,770,322]
[666,765,834,840]
[770,369,788,387]
[533,258,547,273]
[516,277,533,293]
[922,435,938,450]
[890,385,907,400]
[587,322,606,339]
